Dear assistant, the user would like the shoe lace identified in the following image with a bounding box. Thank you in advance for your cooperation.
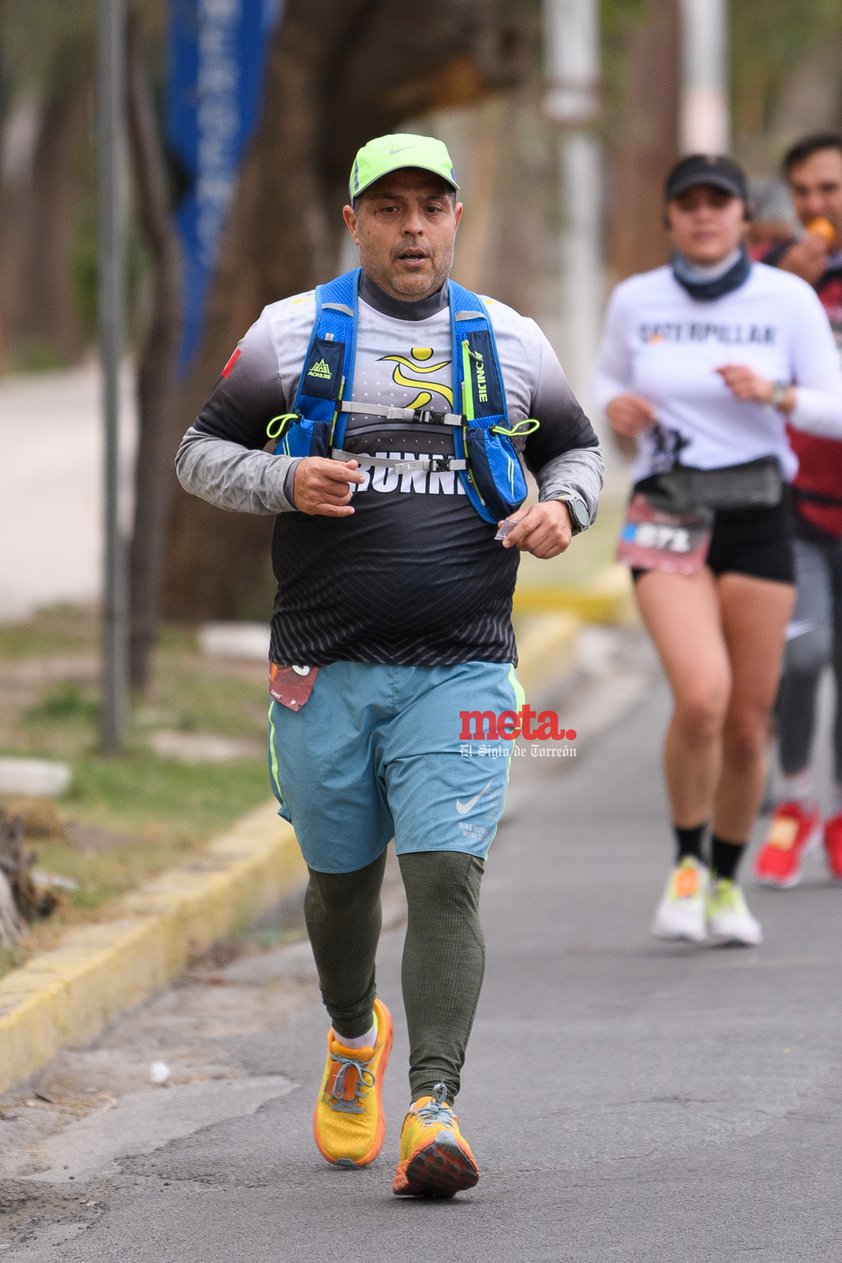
[325,1054,376,1115]
[416,1082,455,1126]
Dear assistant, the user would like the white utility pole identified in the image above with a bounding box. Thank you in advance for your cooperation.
[679,0,730,152]
[543,0,603,425]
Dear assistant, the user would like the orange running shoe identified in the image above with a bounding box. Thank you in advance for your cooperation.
[392,1083,479,1198]
[823,813,842,880]
[754,801,821,888]
[313,996,392,1168]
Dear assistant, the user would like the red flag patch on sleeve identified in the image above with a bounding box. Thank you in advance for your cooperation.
[221,347,241,378]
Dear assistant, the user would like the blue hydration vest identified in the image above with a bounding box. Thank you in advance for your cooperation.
[266,268,537,524]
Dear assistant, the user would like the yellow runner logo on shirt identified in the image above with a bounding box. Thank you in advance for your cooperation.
[380,346,453,410]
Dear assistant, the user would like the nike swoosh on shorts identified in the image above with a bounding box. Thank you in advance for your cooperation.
[455,781,493,815]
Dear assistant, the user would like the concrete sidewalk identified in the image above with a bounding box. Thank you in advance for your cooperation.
[0,570,633,1096]
[0,362,136,623]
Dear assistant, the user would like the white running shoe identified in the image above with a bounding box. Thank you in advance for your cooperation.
[650,857,709,942]
[706,878,763,946]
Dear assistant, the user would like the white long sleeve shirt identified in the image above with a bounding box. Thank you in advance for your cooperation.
[594,261,842,483]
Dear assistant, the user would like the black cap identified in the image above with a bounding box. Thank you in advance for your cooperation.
[664,153,749,202]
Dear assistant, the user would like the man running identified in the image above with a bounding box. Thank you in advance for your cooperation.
[754,133,842,887]
[176,133,602,1196]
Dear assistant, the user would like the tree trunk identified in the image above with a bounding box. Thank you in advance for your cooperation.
[9,53,93,365]
[162,0,527,621]
[608,0,680,281]
[125,10,185,692]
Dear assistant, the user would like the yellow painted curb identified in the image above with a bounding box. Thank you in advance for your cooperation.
[0,803,305,1095]
[514,563,635,625]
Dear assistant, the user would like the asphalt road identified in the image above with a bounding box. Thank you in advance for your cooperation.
[2,669,841,1262]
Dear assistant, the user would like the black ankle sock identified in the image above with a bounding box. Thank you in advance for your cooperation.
[674,823,707,865]
[710,835,746,881]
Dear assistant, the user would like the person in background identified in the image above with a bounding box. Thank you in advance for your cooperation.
[745,179,798,261]
[176,133,602,1197]
[752,133,842,888]
[594,153,842,946]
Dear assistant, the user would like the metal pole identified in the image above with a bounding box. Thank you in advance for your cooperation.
[97,0,127,753]
[679,0,730,153]
[543,0,604,429]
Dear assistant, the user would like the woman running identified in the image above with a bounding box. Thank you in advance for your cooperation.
[595,153,842,946]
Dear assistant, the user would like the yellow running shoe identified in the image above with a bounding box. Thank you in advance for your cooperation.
[313,996,393,1168]
[392,1082,480,1198]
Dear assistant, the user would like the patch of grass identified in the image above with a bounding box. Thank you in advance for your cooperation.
[26,682,101,725]
[0,604,98,659]
[1,811,217,952]
[0,608,274,975]
[66,751,270,841]
[144,659,270,741]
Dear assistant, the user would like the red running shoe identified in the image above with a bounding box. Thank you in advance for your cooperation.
[823,813,842,880]
[754,801,821,888]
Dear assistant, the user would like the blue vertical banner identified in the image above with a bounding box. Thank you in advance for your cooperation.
[166,0,282,373]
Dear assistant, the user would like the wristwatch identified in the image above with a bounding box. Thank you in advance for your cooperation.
[770,380,790,411]
[556,494,590,535]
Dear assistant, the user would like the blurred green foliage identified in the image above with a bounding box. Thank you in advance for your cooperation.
[0,0,96,93]
[0,0,161,364]
[731,0,842,147]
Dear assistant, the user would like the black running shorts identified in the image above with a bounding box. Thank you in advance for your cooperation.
[631,487,794,584]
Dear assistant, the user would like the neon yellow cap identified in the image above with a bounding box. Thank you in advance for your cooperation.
[348,133,459,200]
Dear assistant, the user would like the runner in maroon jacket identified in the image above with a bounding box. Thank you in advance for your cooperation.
[754,133,842,887]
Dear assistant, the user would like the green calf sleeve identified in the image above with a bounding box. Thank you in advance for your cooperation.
[304,850,387,1040]
[399,850,486,1103]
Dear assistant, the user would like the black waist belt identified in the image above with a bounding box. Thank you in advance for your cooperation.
[642,456,783,515]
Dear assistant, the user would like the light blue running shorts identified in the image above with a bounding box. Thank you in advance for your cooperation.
[267,660,524,873]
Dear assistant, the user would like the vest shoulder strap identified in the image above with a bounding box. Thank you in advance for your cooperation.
[291,269,360,431]
[447,280,508,426]
[283,270,526,525]
[292,272,509,429]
